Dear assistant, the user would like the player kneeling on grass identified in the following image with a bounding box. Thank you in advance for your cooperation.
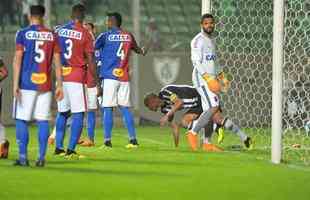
[0,57,9,159]
[144,84,223,152]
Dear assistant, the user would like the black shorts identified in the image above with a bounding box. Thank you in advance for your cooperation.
[184,104,222,116]
[185,105,203,116]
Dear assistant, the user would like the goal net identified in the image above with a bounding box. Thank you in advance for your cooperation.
[212,0,309,165]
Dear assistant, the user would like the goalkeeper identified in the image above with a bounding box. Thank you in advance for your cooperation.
[188,13,253,151]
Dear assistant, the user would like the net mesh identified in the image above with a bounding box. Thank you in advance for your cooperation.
[212,0,309,165]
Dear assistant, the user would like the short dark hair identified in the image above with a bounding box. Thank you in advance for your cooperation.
[143,93,158,107]
[30,5,45,17]
[72,3,86,20]
[107,12,122,27]
[201,13,214,23]
[85,22,95,29]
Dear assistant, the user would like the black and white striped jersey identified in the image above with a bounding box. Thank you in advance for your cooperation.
[158,85,201,114]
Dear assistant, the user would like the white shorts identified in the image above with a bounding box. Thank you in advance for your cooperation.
[101,79,130,107]
[196,85,220,111]
[87,87,98,110]
[192,68,220,110]
[13,89,52,121]
[57,82,87,113]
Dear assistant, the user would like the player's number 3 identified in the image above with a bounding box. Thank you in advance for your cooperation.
[34,41,45,63]
[64,39,73,59]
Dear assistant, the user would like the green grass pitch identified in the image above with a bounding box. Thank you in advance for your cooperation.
[0,126,310,200]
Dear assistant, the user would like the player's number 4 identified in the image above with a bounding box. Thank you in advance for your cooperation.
[117,43,125,60]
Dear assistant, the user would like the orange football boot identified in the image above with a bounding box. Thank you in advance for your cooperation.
[203,143,223,152]
[187,131,198,151]
[48,137,55,145]
[80,138,95,147]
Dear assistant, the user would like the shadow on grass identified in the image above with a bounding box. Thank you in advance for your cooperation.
[86,157,205,167]
[0,160,186,178]
[46,166,187,177]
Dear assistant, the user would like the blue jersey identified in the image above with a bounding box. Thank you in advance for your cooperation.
[15,25,60,91]
[95,27,138,81]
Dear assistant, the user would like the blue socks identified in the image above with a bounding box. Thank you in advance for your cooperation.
[119,106,136,140]
[68,112,84,151]
[103,107,113,141]
[87,111,96,141]
[55,111,70,150]
[37,120,49,161]
[15,119,29,162]
[16,120,50,162]
[102,107,136,141]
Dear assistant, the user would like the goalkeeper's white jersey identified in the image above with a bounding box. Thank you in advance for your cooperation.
[190,32,222,87]
[190,32,221,109]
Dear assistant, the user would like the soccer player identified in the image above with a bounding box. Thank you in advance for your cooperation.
[188,13,253,151]
[95,12,146,148]
[54,4,96,158]
[13,5,63,166]
[0,57,9,159]
[144,85,223,151]
[79,22,98,147]
[145,85,252,150]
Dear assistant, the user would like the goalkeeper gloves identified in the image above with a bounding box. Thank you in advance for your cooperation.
[202,73,221,93]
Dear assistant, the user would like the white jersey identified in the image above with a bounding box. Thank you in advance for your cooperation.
[190,32,221,110]
[191,32,222,88]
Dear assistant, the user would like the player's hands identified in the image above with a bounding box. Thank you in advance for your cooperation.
[13,86,21,102]
[160,115,169,127]
[141,47,147,56]
[55,86,64,101]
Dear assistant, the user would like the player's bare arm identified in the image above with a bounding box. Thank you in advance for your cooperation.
[54,52,64,101]
[160,97,183,126]
[170,121,180,147]
[132,45,147,56]
[0,59,8,81]
[12,50,23,101]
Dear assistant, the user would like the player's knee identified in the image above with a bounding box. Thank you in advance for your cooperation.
[212,110,223,124]
[181,118,190,128]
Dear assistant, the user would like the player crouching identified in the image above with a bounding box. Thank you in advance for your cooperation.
[144,84,223,152]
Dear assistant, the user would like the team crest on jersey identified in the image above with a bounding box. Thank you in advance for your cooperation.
[154,57,180,86]
[58,28,82,40]
[25,31,54,41]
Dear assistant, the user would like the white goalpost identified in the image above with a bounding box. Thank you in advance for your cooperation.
[271,0,284,164]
